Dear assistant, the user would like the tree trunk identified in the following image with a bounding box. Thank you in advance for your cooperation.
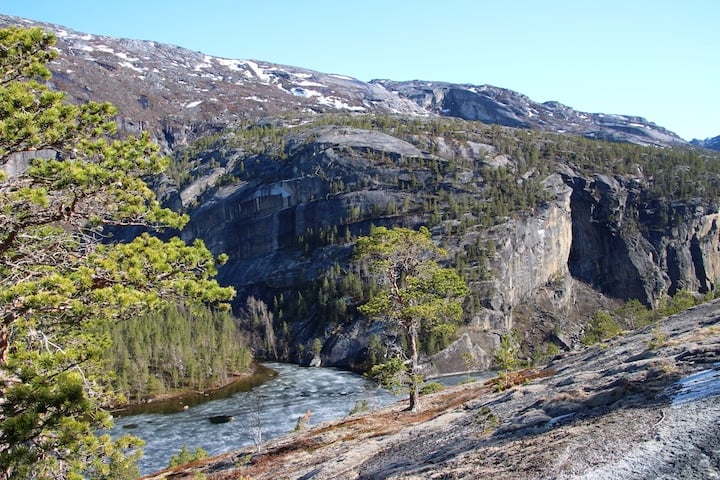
[0,324,7,365]
[407,322,421,412]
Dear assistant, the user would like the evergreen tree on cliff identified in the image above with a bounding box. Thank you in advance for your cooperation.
[355,226,468,412]
[0,26,234,479]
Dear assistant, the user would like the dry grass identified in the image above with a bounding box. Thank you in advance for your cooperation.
[487,367,556,392]
[203,382,493,479]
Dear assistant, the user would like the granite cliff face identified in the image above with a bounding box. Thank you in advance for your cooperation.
[565,173,720,304]
[168,118,720,371]
[483,174,574,313]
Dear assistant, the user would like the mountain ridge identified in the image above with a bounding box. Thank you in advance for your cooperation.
[691,135,720,151]
[372,79,686,146]
[0,15,691,149]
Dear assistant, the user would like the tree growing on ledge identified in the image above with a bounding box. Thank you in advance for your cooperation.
[0,26,234,479]
[354,226,468,412]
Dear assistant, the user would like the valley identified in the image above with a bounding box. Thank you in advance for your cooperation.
[1,14,719,479]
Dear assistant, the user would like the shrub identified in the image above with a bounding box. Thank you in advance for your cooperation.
[659,289,697,316]
[582,310,622,345]
[494,332,519,371]
[168,445,208,468]
[419,382,444,395]
[349,399,370,416]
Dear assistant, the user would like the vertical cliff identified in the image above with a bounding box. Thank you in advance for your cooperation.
[564,172,720,306]
[427,168,720,374]
[487,174,573,313]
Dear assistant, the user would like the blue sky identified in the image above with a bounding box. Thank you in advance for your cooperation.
[1,0,718,140]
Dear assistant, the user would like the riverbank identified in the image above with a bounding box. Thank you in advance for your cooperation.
[111,362,402,475]
[145,299,720,479]
[112,363,278,416]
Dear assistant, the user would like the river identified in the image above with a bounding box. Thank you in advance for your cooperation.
[109,362,403,475]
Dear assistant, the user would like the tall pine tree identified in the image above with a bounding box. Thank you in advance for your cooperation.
[355,226,468,412]
[0,26,234,479]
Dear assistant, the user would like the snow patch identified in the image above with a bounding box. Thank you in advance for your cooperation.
[316,96,366,111]
[214,58,244,72]
[241,60,272,83]
[115,52,138,62]
[192,55,214,72]
[672,365,720,407]
[119,61,145,73]
[94,44,115,54]
[184,100,203,108]
[291,87,322,98]
[199,72,223,82]
[295,79,326,88]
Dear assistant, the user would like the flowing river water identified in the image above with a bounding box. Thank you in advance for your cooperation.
[109,363,403,475]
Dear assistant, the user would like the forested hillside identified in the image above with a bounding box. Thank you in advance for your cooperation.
[164,112,720,371]
[105,304,252,403]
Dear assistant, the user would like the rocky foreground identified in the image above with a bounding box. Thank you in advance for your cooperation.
[146,300,720,479]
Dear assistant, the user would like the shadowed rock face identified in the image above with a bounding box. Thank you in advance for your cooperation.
[565,173,720,305]
[180,127,425,289]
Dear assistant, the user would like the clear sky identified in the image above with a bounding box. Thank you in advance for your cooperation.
[1,0,718,140]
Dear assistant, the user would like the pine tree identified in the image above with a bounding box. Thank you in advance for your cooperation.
[355,227,468,412]
[0,26,234,479]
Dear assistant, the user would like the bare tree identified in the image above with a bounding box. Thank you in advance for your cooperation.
[245,296,277,359]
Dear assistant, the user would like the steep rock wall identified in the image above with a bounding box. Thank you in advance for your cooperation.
[180,129,424,291]
[425,175,574,375]
[174,133,720,372]
[435,170,720,374]
[657,202,720,295]
[564,172,720,306]
[487,174,573,314]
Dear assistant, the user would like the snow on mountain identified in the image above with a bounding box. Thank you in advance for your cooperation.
[0,14,693,150]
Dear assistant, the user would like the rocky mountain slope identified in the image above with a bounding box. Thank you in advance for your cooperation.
[0,15,689,150]
[145,298,720,479]
[692,135,720,152]
[2,14,720,374]
[374,80,685,146]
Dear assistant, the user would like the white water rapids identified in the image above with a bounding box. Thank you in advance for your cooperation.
[109,363,402,475]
